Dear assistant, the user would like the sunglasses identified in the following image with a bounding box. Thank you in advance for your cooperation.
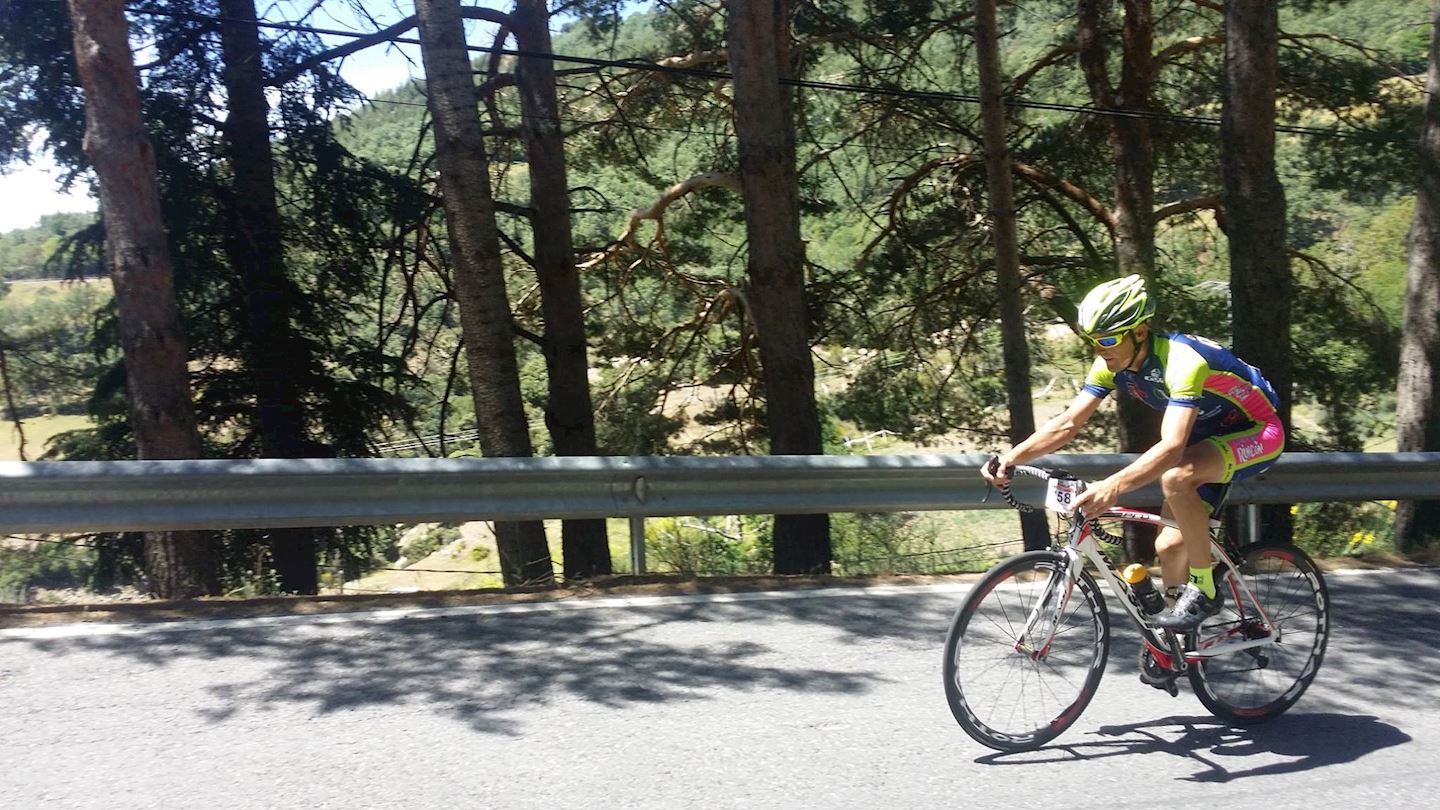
[1088,329,1134,349]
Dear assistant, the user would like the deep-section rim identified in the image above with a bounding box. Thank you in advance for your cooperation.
[1188,544,1329,724]
[943,550,1110,752]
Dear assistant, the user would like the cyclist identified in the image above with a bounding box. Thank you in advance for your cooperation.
[980,274,1284,630]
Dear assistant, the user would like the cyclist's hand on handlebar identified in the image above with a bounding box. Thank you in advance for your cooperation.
[981,454,1014,486]
[1072,477,1120,518]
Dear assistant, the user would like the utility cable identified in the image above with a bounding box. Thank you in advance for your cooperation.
[82,0,1418,145]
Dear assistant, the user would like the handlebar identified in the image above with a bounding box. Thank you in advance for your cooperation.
[987,460,1076,512]
[986,458,1125,546]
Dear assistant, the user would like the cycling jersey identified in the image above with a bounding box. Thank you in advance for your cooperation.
[1083,332,1284,497]
[1082,332,1281,441]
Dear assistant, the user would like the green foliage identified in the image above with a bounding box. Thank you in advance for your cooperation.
[830,512,941,574]
[0,540,93,602]
[830,348,1003,442]
[0,0,1430,602]
[0,213,98,280]
[592,362,687,455]
[402,523,463,563]
[0,2,424,594]
[1331,195,1413,326]
[1282,0,1431,68]
[1289,256,1401,450]
[1293,500,1398,557]
[0,279,108,419]
[645,515,770,575]
[0,0,86,169]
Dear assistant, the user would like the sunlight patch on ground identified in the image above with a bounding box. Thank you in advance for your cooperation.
[0,414,90,461]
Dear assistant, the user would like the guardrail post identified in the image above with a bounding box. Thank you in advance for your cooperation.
[1246,503,1261,546]
[629,516,647,575]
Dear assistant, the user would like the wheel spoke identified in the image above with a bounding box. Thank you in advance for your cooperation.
[1190,547,1328,724]
[944,553,1109,751]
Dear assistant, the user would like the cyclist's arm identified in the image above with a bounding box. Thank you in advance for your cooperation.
[997,391,1104,468]
[1094,403,1198,496]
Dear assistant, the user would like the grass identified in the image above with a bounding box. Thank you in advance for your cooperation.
[333,510,1026,596]
[1,278,107,308]
[337,518,641,594]
[0,414,90,461]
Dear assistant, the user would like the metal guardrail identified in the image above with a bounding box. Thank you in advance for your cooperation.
[3,452,1438,535]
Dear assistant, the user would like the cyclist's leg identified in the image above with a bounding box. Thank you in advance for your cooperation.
[1155,504,1187,590]
[1159,442,1228,581]
[1156,484,1225,592]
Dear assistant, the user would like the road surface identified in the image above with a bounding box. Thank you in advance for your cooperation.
[2,568,1436,809]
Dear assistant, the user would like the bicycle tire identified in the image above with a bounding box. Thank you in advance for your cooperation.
[1189,544,1330,724]
[942,550,1110,751]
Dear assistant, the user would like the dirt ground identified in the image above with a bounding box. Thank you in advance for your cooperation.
[0,573,979,630]
[4,549,1435,631]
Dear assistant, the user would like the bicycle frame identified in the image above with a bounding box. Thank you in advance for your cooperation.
[1021,505,1283,675]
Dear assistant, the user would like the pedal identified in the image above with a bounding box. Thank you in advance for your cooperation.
[1138,668,1179,697]
[1138,647,1182,697]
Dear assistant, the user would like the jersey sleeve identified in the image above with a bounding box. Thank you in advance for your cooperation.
[1082,356,1115,398]
[1163,341,1209,407]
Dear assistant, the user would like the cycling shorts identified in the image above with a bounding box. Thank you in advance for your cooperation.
[1191,417,1285,514]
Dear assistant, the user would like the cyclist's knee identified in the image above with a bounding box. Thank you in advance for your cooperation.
[1155,527,1184,553]
[1160,464,1204,496]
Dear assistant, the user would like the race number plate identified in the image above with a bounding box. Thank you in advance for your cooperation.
[1045,477,1083,514]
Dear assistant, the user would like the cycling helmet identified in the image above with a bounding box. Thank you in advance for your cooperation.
[1076,274,1155,336]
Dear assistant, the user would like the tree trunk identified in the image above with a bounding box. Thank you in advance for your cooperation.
[67,0,218,598]
[1222,0,1294,544]
[512,0,610,580]
[975,0,1048,550]
[726,0,830,574]
[217,0,322,593]
[1396,0,1440,550]
[415,0,553,585]
[1077,0,1160,561]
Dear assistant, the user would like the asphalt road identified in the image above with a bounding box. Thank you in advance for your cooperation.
[2,568,1437,810]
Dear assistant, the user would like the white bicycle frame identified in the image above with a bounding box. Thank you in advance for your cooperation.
[1017,480,1282,672]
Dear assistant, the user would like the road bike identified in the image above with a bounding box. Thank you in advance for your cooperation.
[942,464,1330,752]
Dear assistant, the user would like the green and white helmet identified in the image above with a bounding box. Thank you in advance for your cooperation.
[1076,274,1155,336]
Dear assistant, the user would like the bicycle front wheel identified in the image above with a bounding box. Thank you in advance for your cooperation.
[1189,544,1330,724]
[942,550,1110,752]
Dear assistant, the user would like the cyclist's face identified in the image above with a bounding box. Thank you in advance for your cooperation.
[1093,324,1147,371]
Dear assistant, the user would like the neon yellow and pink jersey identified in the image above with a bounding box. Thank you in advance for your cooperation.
[1082,332,1282,442]
[1084,332,1283,499]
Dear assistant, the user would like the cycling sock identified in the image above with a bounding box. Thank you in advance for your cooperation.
[1188,566,1217,599]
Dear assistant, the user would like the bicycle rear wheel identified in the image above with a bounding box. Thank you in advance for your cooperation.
[1189,544,1329,724]
[943,550,1110,752]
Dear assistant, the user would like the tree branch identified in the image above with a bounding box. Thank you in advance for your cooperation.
[270,6,513,87]
[1076,0,1116,108]
[1007,43,1078,96]
[1155,194,1221,222]
[579,172,741,268]
[1010,160,1117,237]
[459,6,513,27]
[270,16,421,86]
[1154,35,1223,67]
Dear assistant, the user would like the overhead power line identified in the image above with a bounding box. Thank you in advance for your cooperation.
[97,1,1414,145]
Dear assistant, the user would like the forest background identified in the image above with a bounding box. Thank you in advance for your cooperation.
[0,0,1430,601]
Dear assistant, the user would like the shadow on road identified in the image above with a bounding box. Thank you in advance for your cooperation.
[17,605,892,736]
[976,712,1412,782]
[9,569,1437,739]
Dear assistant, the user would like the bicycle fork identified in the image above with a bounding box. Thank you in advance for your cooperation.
[1015,548,1084,660]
